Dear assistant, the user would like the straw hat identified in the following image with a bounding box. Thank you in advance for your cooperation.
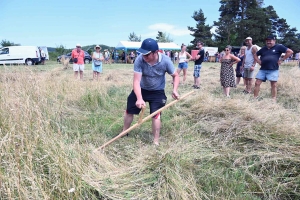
[94,45,101,50]
[76,43,81,47]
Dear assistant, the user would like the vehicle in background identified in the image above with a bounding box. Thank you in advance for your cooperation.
[0,46,41,65]
[57,51,92,64]
[39,46,49,60]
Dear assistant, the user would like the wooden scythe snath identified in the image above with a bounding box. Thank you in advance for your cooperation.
[94,90,195,151]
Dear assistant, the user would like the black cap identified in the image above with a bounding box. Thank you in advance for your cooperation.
[265,35,276,40]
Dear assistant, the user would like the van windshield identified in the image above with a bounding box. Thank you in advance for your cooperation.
[0,48,9,54]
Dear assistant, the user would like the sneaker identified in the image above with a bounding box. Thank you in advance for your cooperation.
[194,86,200,89]
[192,85,196,88]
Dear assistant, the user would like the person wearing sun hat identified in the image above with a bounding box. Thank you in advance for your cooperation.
[71,43,85,79]
[122,38,179,145]
[241,36,258,94]
[92,45,104,80]
[253,35,293,100]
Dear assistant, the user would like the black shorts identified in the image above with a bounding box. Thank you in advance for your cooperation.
[126,89,167,118]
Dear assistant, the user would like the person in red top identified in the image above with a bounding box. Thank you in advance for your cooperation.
[71,43,85,79]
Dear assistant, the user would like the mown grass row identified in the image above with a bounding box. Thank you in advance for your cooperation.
[0,62,299,199]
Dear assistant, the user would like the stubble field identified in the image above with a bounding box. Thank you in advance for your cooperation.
[0,60,299,199]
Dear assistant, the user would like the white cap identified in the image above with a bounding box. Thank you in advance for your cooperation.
[76,43,81,47]
[245,37,252,40]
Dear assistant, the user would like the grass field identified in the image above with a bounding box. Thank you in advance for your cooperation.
[0,61,299,199]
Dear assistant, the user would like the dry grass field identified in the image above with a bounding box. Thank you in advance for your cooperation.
[0,61,299,199]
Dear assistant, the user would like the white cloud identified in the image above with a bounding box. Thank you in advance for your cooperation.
[143,23,191,37]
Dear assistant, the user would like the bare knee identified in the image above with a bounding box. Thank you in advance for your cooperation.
[255,80,262,87]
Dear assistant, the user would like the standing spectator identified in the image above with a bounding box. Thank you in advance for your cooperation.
[130,51,135,63]
[71,43,85,80]
[92,45,104,80]
[236,46,246,85]
[295,51,299,67]
[174,51,178,64]
[104,49,110,64]
[242,37,258,94]
[193,42,205,89]
[111,49,115,63]
[177,44,193,84]
[121,51,125,63]
[39,47,46,65]
[122,38,179,145]
[107,50,111,64]
[205,51,209,62]
[215,52,219,62]
[170,50,174,63]
[253,35,293,100]
[115,50,119,63]
[220,45,241,97]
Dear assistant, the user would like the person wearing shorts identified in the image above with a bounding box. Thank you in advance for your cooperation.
[71,43,85,80]
[193,41,204,89]
[242,37,258,94]
[177,44,192,84]
[254,35,293,100]
[123,38,179,145]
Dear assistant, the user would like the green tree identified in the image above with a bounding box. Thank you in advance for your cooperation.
[155,31,173,42]
[0,39,20,47]
[214,0,272,47]
[55,44,67,55]
[213,0,239,49]
[128,32,141,42]
[188,9,214,48]
[264,5,279,35]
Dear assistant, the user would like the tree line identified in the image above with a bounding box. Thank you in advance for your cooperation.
[128,0,299,53]
[189,0,300,52]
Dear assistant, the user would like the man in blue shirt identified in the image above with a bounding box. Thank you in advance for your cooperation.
[254,35,293,100]
[123,38,179,145]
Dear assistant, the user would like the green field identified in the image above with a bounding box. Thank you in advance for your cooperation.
[0,61,299,199]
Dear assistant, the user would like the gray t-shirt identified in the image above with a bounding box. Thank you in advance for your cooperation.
[134,53,175,91]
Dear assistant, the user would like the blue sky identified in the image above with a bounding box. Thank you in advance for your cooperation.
[0,0,298,48]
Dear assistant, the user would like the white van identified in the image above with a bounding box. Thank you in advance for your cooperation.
[0,46,41,65]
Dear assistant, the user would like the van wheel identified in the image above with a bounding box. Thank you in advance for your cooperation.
[84,59,90,64]
[25,59,33,65]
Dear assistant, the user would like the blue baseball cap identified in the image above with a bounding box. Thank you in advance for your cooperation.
[137,38,159,55]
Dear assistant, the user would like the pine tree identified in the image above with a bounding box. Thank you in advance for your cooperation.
[213,0,240,49]
[188,9,214,47]
[128,32,141,42]
[155,31,173,42]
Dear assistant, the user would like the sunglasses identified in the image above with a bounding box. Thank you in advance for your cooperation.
[76,46,81,48]
[96,47,100,49]
[143,52,153,58]
[225,49,230,51]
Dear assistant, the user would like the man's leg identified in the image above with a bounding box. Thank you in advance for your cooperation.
[270,81,277,100]
[74,71,78,79]
[80,71,83,80]
[196,77,200,87]
[247,78,253,92]
[152,117,161,145]
[254,79,263,98]
[123,113,134,131]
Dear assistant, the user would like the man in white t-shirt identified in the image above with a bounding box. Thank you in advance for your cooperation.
[39,47,46,65]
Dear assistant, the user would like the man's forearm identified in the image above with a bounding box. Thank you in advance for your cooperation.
[172,74,179,92]
[133,80,142,100]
